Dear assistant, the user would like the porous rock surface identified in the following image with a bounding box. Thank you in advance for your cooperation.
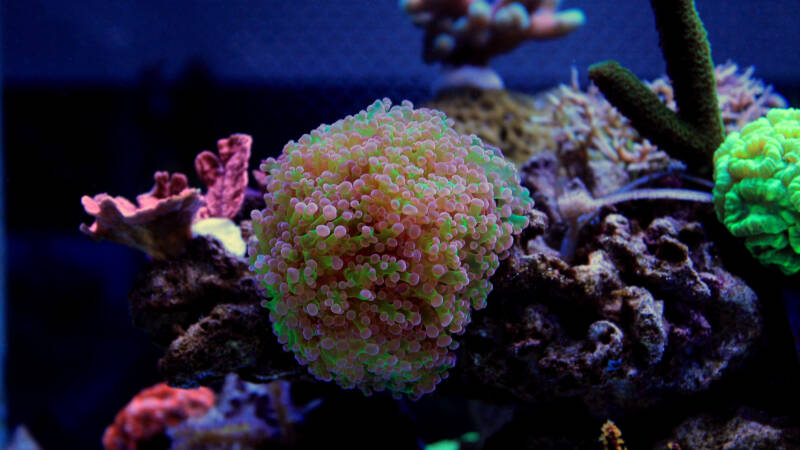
[453,185,762,415]
[654,409,800,450]
[128,236,300,387]
[129,192,762,417]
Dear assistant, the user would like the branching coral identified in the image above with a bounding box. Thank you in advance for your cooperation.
[539,62,785,206]
[248,98,533,399]
[401,0,584,70]
[80,171,203,259]
[713,108,800,274]
[190,134,252,257]
[428,61,783,180]
[649,61,787,135]
[589,0,724,174]
[525,59,784,246]
[195,134,252,220]
[544,62,785,191]
[543,69,673,177]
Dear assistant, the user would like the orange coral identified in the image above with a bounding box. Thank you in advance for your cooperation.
[599,420,626,450]
[102,383,215,450]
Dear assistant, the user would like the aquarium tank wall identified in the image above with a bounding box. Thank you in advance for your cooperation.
[3,0,800,449]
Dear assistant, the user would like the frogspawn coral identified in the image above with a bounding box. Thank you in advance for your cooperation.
[249,99,533,398]
[713,108,800,274]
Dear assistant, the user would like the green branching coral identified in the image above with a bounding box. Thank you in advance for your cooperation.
[713,108,800,274]
[248,99,533,398]
[588,0,724,174]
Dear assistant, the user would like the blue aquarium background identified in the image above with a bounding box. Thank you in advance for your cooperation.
[3,1,800,448]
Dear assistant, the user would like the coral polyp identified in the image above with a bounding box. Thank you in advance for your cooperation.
[713,108,800,274]
[248,98,533,398]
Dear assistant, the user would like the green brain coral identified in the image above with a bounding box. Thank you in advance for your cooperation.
[713,108,800,274]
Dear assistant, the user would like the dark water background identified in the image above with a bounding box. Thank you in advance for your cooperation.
[3,1,800,448]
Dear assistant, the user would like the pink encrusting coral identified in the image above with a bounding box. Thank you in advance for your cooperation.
[248,99,533,399]
[102,383,215,450]
[195,134,252,220]
[80,171,203,259]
